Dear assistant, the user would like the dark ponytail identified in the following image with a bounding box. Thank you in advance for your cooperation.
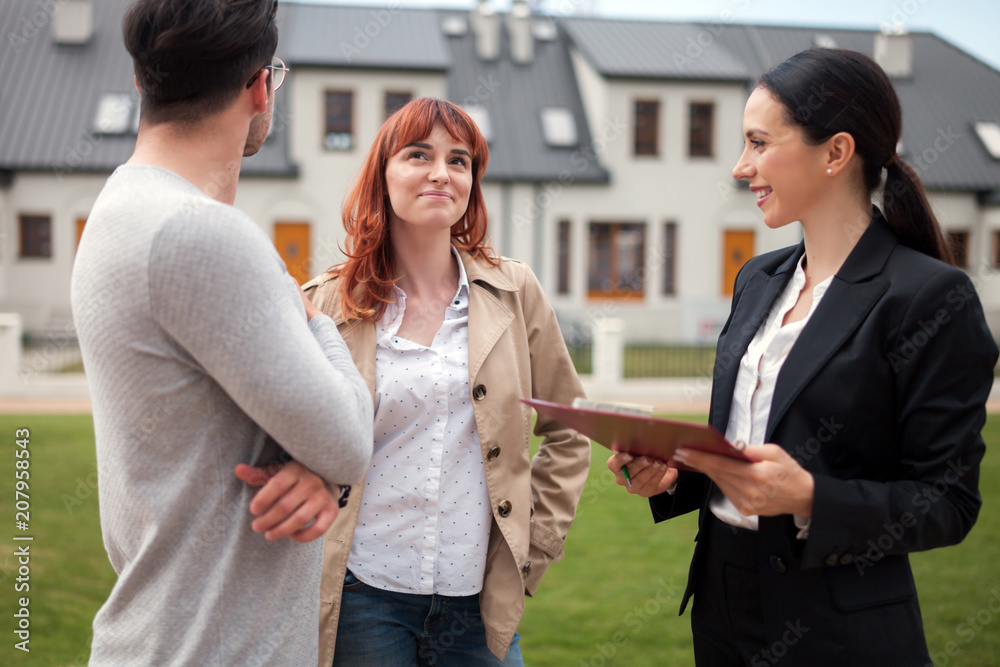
[882,159,952,263]
[759,48,952,264]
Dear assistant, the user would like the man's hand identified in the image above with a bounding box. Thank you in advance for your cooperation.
[607,452,678,498]
[297,283,323,322]
[234,461,339,542]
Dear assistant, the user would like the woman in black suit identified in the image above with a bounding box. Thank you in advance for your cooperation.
[608,48,998,665]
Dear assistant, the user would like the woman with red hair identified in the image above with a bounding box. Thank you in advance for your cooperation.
[303,98,591,666]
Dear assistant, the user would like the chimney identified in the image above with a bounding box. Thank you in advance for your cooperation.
[52,0,94,45]
[472,0,500,61]
[508,0,533,64]
[874,27,913,79]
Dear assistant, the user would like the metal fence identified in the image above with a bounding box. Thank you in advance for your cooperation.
[16,335,999,379]
[566,340,1000,378]
[21,334,83,375]
[565,341,717,378]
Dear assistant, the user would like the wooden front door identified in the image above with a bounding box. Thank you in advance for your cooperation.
[722,230,754,296]
[274,222,311,285]
[76,217,87,252]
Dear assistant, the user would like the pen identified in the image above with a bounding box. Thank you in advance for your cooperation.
[621,462,633,488]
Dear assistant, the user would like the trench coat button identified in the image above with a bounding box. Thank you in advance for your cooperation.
[769,555,787,574]
[487,445,501,461]
[497,500,512,517]
[824,554,839,567]
[473,384,487,400]
[839,554,854,565]
[523,561,532,578]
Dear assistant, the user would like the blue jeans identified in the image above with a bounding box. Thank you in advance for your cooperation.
[332,570,524,667]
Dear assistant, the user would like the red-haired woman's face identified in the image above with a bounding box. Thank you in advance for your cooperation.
[385,124,473,236]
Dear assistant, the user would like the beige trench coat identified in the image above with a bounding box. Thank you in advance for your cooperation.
[302,250,591,664]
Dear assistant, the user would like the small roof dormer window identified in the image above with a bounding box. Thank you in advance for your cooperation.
[532,21,558,42]
[463,105,493,143]
[441,16,467,37]
[541,108,577,147]
[974,122,1000,160]
[94,94,136,135]
[814,34,837,49]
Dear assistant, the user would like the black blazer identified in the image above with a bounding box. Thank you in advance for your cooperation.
[651,213,998,664]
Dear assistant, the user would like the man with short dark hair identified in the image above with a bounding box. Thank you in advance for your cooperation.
[71,1,373,664]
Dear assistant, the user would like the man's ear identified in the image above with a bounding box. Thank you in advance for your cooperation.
[247,68,270,114]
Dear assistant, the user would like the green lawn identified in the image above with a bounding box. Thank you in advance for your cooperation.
[520,418,1000,666]
[1,416,114,666]
[1,414,998,665]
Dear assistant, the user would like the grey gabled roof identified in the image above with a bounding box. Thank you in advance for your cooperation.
[890,34,1000,191]
[561,18,753,80]
[282,3,450,70]
[563,18,1000,192]
[278,3,606,183]
[1,2,997,193]
[0,0,296,177]
[718,25,1000,191]
[440,12,608,183]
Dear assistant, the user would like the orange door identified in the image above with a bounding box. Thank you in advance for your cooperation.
[722,230,754,296]
[274,222,311,285]
[76,217,87,252]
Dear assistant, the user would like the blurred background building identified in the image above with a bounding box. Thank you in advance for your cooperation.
[2,0,999,350]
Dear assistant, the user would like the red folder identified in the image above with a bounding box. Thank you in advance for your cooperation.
[521,398,751,470]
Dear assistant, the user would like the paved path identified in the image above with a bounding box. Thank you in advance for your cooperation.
[0,397,93,414]
[3,376,1000,414]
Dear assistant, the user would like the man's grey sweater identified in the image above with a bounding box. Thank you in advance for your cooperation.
[71,165,373,666]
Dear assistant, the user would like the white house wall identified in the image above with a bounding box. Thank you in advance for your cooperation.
[569,45,609,152]
[0,186,8,303]
[511,77,803,342]
[277,67,448,279]
[981,205,1000,332]
[3,68,999,345]
[928,192,1000,332]
[480,182,504,256]
[0,172,108,331]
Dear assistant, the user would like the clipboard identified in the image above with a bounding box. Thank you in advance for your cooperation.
[521,397,750,470]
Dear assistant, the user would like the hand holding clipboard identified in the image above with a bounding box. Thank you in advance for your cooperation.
[520,397,751,472]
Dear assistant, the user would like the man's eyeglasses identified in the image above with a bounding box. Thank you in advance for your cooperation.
[246,56,289,91]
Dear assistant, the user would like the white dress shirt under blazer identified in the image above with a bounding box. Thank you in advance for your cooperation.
[711,255,833,534]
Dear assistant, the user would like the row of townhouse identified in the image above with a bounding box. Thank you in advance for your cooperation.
[2,0,999,343]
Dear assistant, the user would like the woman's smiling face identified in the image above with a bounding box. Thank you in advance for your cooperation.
[732,86,832,229]
[385,123,474,234]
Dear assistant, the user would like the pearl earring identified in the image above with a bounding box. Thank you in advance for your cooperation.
[827,168,833,175]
